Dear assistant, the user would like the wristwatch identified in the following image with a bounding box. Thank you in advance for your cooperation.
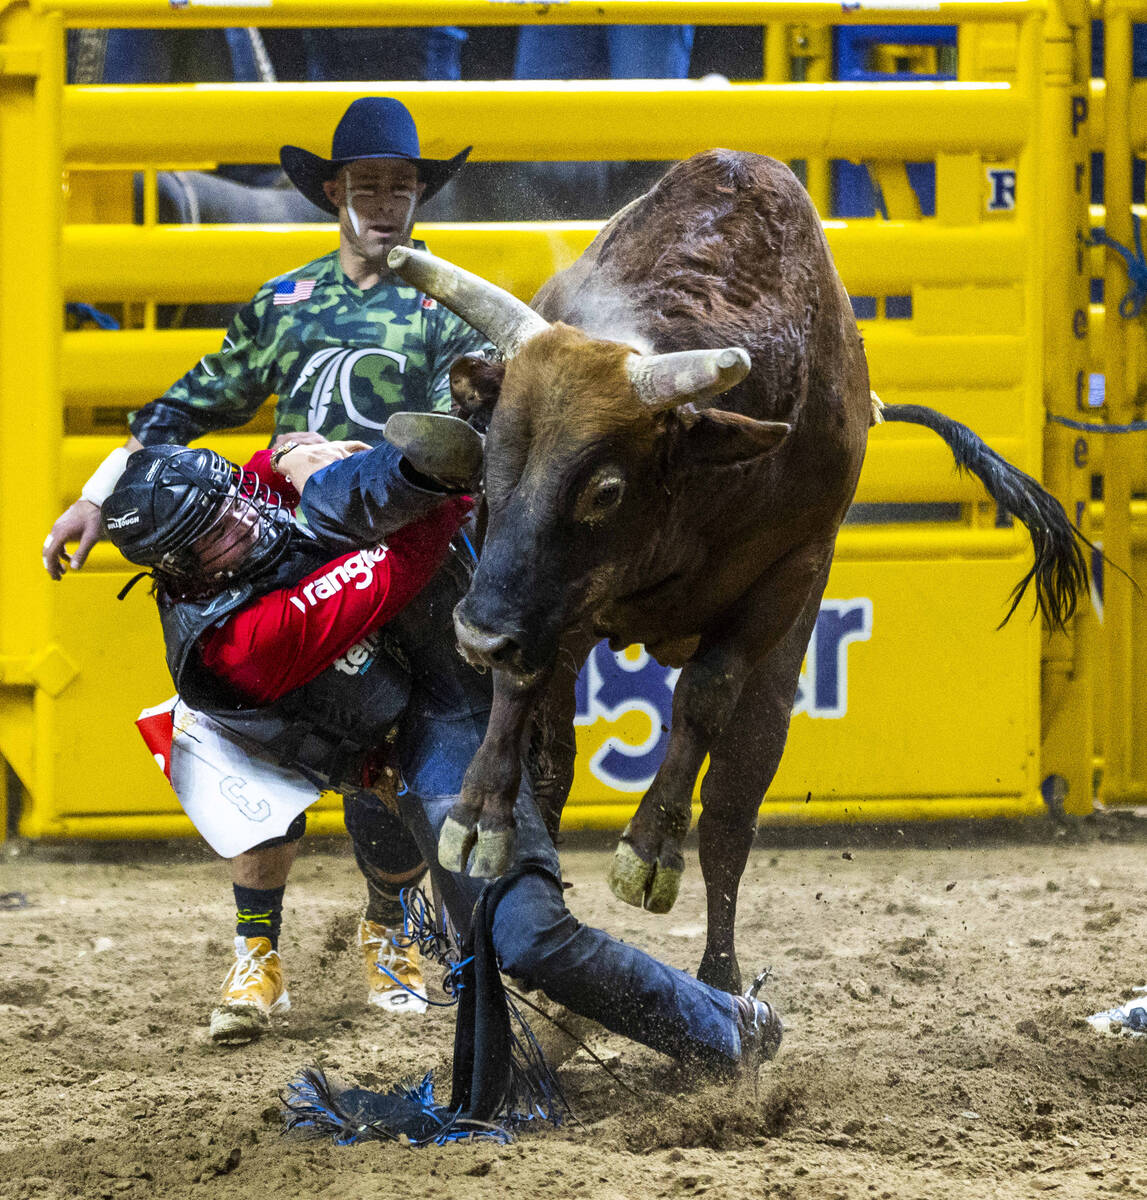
[270,440,301,474]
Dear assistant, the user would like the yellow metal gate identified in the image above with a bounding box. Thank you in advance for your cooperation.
[0,0,1099,838]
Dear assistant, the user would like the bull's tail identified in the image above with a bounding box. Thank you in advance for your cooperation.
[879,403,1088,631]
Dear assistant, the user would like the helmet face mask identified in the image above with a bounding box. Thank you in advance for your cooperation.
[190,491,265,581]
[102,446,292,596]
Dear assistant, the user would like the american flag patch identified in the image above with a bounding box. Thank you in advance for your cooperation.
[421,297,437,310]
[273,278,317,306]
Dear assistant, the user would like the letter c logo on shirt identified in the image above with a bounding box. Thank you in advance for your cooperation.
[291,347,409,432]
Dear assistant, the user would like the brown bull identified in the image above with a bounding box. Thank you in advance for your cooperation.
[388,150,1086,993]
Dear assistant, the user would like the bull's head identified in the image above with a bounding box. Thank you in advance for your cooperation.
[387,246,791,682]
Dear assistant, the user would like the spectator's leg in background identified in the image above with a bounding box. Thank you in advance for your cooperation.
[100,30,174,82]
[223,27,276,82]
[301,27,465,81]
[603,25,696,207]
[216,29,282,187]
[504,27,611,222]
[423,27,468,80]
[512,25,603,79]
[605,25,694,77]
[67,29,173,83]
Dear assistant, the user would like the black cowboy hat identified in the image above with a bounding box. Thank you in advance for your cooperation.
[280,97,471,215]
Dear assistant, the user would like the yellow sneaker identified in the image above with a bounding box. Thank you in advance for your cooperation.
[358,918,428,1015]
[209,936,290,1044]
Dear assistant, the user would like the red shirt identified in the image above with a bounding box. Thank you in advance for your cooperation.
[199,450,472,703]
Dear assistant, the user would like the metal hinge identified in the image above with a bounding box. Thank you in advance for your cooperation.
[0,646,79,697]
[0,45,42,78]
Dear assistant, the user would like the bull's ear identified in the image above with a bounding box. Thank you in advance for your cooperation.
[680,408,791,464]
[450,354,505,431]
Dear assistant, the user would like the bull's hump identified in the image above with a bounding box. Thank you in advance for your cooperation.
[538,152,820,346]
[590,168,819,333]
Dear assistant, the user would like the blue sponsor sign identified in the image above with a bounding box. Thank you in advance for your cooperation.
[574,599,874,792]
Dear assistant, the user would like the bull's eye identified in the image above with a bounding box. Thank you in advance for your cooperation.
[574,468,625,524]
[595,479,622,508]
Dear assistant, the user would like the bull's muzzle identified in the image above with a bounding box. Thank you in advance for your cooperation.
[453,606,540,685]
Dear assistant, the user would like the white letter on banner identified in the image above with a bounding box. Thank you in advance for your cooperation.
[793,599,874,720]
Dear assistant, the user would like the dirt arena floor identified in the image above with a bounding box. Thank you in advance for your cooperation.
[3,811,1147,1200]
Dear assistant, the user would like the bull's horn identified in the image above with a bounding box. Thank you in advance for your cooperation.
[627,347,752,412]
[387,246,550,358]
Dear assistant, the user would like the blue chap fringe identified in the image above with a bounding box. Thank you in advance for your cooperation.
[282,876,571,1146]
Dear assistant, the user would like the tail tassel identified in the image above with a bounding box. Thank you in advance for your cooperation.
[878,404,1089,631]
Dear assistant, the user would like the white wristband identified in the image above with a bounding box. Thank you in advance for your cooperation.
[80,446,132,507]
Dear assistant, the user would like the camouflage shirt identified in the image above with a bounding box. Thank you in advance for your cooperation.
[129,241,492,446]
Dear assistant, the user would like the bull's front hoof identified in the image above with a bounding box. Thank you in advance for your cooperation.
[438,815,478,873]
[608,836,683,912]
[467,826,516,878]
[608,839,652,908]
[643,861,682,914]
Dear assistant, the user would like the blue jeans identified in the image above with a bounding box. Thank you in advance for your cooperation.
[395,709,744,1072]
[300,27,465,81]
[514,26,694,80]
[83,29,256,83]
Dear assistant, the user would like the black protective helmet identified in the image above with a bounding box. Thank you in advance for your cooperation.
[101,445,291,591]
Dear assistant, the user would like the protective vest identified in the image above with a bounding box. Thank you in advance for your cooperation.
[158,529,412,790]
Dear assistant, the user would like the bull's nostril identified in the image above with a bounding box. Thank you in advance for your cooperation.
[487,638,520,666]
[454,609,517,664]
[452,606,539,680]
[483,634,510,657]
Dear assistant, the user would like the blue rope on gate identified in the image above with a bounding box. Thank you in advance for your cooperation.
[1049,414,1147,433]
[65,302,120,330]
[1090,213,1147,318]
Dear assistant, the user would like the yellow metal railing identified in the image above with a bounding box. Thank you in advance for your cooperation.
[0,0,1102,839]
[1089,0,1147,807]
[44,0,1049,27]
[62,81,1032,162]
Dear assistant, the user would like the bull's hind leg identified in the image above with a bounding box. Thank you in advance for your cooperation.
[608,649,745,914]
[609,542,836,915]
[695,584,824,992]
